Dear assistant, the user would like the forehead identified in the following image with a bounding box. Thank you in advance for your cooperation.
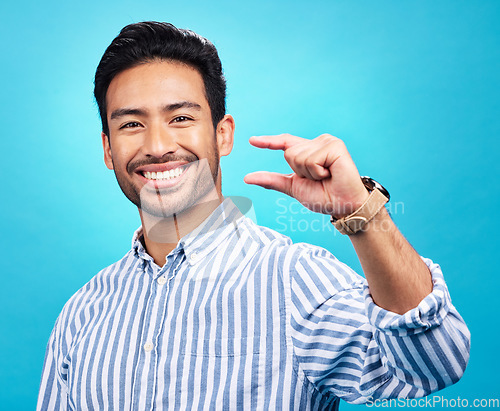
[106,60,209,113]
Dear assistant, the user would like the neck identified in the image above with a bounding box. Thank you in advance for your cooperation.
[139,192,223,266]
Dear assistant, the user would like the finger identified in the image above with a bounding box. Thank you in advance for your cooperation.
[248,134,308,151]
[305,157,331,180]
[284,145,331,181]
[244,171,293,196]
[304,145,336,180]
[286,152,315,180]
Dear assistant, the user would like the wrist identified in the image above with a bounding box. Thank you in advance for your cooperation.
[332,190,370,220]
[331,177,390,235]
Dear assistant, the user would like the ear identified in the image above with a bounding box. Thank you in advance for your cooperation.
[101,132,114,170]
[216,114,235,157]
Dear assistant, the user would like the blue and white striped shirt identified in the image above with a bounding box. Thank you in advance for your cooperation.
[37,198,470,410]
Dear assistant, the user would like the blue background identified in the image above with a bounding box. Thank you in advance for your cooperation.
[1,0,498,409]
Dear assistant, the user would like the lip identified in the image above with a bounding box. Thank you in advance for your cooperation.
[135,162,192,189]
[134,161,190,173]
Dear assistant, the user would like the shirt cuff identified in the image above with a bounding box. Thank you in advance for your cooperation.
[364,257,452,337]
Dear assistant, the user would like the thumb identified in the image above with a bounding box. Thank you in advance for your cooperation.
[244,171,293,196]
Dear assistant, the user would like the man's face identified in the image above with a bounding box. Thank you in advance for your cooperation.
[102,60,233,217]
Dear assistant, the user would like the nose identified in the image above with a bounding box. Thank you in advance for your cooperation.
[142,122,178,158]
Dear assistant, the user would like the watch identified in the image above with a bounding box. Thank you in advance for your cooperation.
[330,176,390,235]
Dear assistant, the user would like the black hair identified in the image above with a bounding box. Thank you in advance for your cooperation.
[94,21,226,135]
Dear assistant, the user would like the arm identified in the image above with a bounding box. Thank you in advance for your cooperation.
[284,244,469,403]
[245,133,469,400]
[349,206,432,314]
[244,133,431,313]
[37,320,68,411]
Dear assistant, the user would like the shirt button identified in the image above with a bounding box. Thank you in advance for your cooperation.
[143,342,154,352]
[157,276,167,285]
[189,253,198,263]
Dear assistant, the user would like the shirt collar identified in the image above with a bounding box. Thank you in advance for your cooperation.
[131,197,246,265]
[131,227,154,263]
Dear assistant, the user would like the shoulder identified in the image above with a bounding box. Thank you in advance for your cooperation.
[237,216,293,248]
[55,250,140,333]
[238,217,364,289]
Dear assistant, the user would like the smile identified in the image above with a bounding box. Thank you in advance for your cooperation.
[142,167,186,181]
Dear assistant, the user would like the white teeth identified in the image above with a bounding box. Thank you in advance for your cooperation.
[142,167,185,181]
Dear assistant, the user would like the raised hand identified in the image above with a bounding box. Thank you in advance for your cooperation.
[244,134,369,218]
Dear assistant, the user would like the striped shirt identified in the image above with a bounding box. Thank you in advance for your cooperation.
[37,198,470,410]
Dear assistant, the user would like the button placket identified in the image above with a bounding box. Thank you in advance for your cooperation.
[140,252,185,361]
[140,271,161,352]
[143,252,184,352]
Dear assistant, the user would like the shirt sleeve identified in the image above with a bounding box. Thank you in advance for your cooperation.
[37,318,68,411]
[285,244,470,404]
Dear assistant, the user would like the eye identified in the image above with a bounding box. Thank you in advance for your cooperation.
[120,121,142,129]
[172,116,192,123]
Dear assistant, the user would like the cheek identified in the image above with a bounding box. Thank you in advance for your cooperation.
[109,142,137,172]
[179,126,217,158]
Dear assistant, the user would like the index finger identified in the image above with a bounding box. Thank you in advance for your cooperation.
[248,134,308,151]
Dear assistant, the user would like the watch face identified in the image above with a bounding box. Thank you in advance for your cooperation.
[360,176,390,200]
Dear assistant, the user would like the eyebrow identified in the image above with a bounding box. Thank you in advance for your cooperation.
[110,101,202,120]
[165,101,202,112]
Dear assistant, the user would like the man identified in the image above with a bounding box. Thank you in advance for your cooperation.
[37,21,469,410]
